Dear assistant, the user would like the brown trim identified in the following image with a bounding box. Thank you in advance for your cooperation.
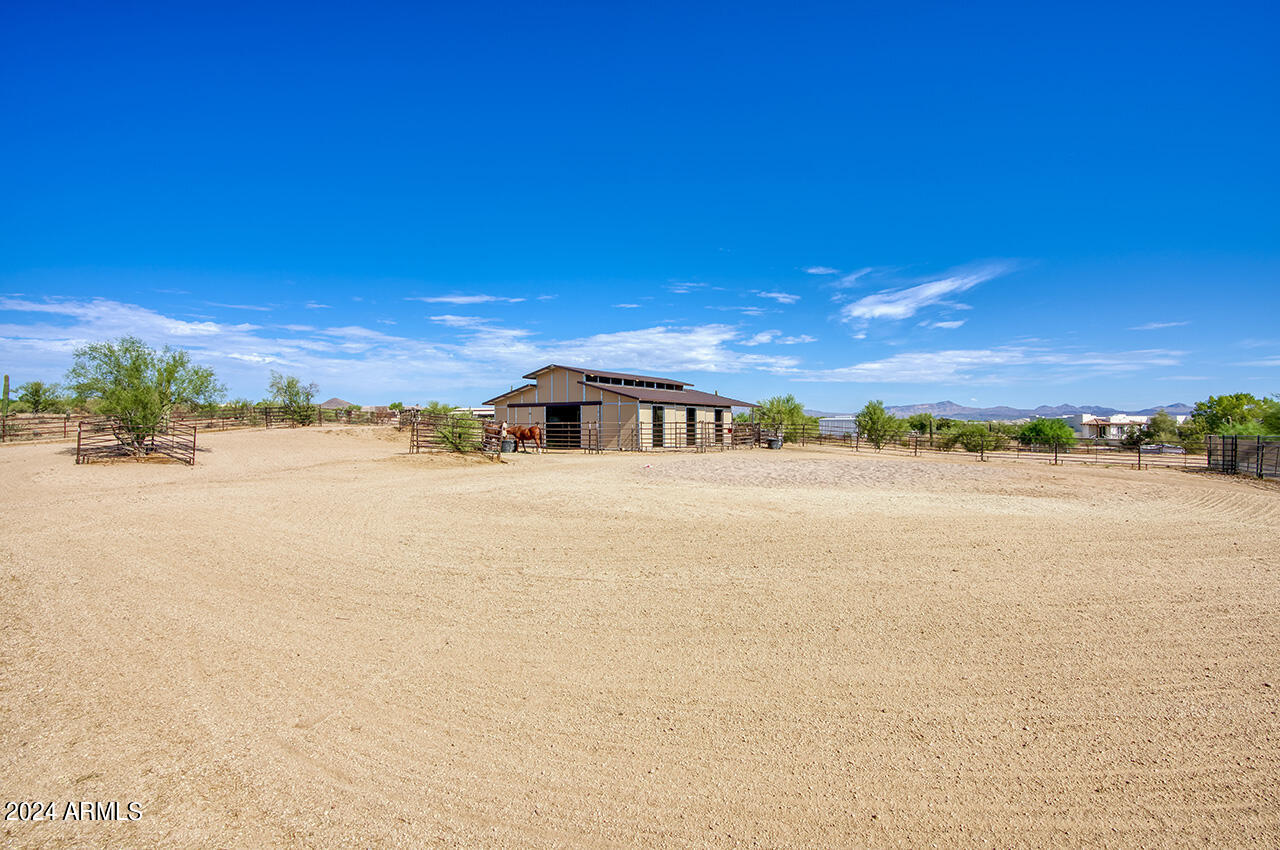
[505,401,603,408]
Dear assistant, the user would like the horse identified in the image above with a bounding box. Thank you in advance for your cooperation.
[503,421,542,454]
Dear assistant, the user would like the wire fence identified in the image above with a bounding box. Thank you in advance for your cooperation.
[752,422,1204,470]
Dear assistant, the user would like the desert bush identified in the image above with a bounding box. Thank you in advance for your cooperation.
[1017,418,1076,447]
[940,422,1007,455]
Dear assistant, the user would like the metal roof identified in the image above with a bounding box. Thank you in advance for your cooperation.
[578,381,755,408]
[482,383,537,406]
[521,364,691,387]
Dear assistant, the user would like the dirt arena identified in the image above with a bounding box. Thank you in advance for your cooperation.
[2,426,1278,848]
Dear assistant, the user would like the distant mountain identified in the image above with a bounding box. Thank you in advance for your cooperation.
[804,401,1194,421]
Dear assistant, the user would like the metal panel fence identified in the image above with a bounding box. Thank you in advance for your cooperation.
[75,418,197,466]
[3,405,399,443]
[410,414,502,455]
[1206,435,1280,479]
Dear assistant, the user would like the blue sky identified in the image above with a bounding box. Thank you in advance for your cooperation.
[2,1,1277,411]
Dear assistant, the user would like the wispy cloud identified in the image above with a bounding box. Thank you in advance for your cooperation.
[208,302,272,312]
[840,263,1012,323]
[920,320,966,329]
[756,290,799,305]
[1237,356,1280,368]
[1130,320,1190,330]
[797,346,1182,384]
[305,301,332,309]
[827,267,878,290]
[407,295,526,304]
[706,305,767,317]
[613,303,641,309]
[429,314,499,330]
[666,282,706,295]
[740,330,818,346]
[805,266,839,275]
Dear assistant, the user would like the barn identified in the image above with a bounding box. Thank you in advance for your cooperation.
[485,365,756,451]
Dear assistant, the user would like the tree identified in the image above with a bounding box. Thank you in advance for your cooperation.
[854,400,907,449]
[268,371,319,425]
[1261,395,1280,435]
[388,401,405,411]
[753,394,818,443]
[422,400,458,417]
[1189,393,1265,433]
[16,381,66,413]
[66,337,225,451]
[1142,409,1181,443]
[906,412,935,437]
[1017,417,1076,447]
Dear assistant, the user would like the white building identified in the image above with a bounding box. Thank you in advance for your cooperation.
[1060,412,1188,439]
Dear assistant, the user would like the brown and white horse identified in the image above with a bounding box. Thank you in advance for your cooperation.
[500,421,542,454]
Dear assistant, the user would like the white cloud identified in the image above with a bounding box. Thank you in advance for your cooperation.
[429,314,495,329]
[613,303,641,309]
[305,301,332,309]
[841,263,1011,322]
[797,346,1183,384]
[407,295,526,304]
[0,297,801,399]
[203,301,269,313]
[741,330,817,346]
[831,268,875,288]
[1130,321,1190,330]
[1237,356,1280,367]
[666,282,706,295]
[706,305,767,317]
[805,266,839,275]
[919,320,966,329]
[756,290,800,304]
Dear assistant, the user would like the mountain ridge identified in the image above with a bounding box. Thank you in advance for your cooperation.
[805,400,1194,421]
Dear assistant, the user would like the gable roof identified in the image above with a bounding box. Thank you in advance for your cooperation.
[482,383,537,406]
[578,381,754,408]
[522,364,691,387]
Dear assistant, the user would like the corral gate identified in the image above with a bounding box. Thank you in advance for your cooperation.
[1207,435,1280,479]
[75,418,197,466]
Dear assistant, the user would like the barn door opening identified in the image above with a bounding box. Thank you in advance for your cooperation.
[685,407,697,446]
[545,404,581,449]
[714,408,724,444]
[652,406,664,447]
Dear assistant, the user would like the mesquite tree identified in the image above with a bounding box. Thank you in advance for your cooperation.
[66,337,225,452]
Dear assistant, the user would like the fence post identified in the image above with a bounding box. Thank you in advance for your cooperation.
[1260,436,1265,479]
[1,373,7,442]
[1136,443,1141,470]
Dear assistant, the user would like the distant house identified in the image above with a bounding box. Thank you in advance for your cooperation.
[1060,412,1189,439]
[319,397,358,409]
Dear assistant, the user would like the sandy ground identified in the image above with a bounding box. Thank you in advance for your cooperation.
[2,426,1278,848]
